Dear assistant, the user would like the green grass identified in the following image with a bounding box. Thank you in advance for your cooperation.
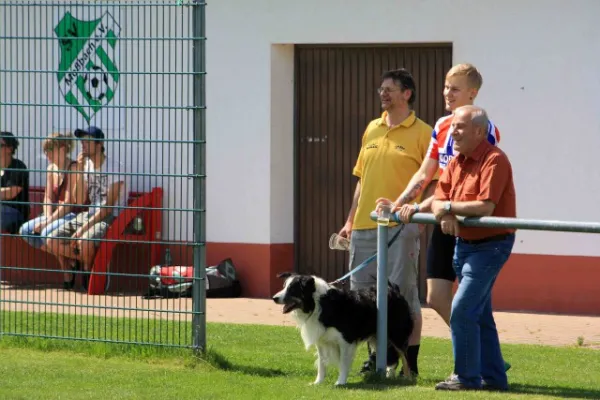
[0,312,599,399]
[0,309,193,348]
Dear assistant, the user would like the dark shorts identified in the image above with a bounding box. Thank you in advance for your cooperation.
[426,223,457,281]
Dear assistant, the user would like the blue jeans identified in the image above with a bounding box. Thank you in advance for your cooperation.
[19,213,77,249]
[1,205,25,232]
[450,233,515,389]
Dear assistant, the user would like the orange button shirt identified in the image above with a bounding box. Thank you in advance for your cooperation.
[435,139,517,240]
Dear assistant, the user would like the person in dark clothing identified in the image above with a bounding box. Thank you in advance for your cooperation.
[0,132,29,233]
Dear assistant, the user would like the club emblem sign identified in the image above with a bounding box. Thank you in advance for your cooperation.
[54,11,121,122]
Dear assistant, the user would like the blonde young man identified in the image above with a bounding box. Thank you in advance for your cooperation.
[338,68,432,377]
[375,63,510,372]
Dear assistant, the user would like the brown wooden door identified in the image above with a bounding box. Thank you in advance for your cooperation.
[294,44,453,296]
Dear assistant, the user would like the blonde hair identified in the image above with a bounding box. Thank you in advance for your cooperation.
[42,132,74,154]
[446,63,483,90]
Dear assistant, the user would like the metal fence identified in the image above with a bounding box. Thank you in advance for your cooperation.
[0,0,206,351]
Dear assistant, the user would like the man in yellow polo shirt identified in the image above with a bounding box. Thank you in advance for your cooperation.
[338,68,432,377]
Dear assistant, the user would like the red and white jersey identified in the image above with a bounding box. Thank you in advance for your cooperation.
[425,114,501,170]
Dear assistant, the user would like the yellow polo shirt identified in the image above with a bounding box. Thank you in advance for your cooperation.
[352,110,433,230]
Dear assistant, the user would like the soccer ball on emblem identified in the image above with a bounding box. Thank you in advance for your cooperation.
[83,64,109,102]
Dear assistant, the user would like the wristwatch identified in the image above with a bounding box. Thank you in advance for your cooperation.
[443,201,452,213]
[413,202,420,212]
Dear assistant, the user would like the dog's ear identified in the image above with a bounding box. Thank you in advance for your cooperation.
[277,272,294,279]
[302,276,316,291]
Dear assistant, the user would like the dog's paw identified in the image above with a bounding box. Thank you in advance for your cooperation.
[386,367,396,379]
[310,377,325,386]
[334,380,347,387]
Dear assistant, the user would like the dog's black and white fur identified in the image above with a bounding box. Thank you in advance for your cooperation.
[272,272,414,385]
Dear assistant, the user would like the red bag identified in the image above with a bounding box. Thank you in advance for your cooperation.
[145,258,242,298]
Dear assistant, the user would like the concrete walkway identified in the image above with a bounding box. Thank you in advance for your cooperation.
[2,284,599,348]
[207,298,600,348]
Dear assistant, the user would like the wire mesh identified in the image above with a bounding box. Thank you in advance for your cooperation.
[0,0,206,350]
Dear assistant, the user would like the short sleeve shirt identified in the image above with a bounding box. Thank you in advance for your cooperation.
[84,157,127,217]
[1,158,29,218]
[434,140,517,240]
[352,111,433,230]
[425,114,501,171]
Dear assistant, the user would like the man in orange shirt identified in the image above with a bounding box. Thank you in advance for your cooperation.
[431,105,516,391]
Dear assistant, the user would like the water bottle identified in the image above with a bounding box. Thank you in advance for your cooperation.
[164,248,172,266]
[131,216,145,234]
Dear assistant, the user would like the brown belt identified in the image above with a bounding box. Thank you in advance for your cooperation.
[458,233,512,245]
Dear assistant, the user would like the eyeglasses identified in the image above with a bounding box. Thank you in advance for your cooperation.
[377,87,401,95]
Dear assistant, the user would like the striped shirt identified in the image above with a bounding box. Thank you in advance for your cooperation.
[425,114,501,170]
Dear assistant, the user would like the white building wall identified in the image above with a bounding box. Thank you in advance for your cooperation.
[2,1,599,257]
[207,0,600,256]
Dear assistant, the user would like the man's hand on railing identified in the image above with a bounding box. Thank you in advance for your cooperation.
[397,203,419,223]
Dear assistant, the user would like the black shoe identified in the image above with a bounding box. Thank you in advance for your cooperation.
[360,355,376,374]
[82,273,90,291]
[398,369,418,379]
[63,261,81,290]
[63,274,75,290]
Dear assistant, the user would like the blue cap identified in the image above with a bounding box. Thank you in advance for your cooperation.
[74,126,105,140]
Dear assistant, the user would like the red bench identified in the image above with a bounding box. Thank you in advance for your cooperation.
[88,188,163,295]
[2,186,164,295]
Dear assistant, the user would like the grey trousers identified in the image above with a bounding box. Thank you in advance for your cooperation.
[349,223,421,315]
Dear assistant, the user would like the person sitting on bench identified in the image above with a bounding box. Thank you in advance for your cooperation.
[46,126,127,291]
[0,131,29,233]
[19,132,88,285]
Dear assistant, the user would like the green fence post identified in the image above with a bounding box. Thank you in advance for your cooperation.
[192,0,207,353]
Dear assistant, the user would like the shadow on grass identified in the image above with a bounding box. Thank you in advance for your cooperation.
[353,373,600,398]
[341,371,418,391]
[417,375,600,399]
[506,384,600,399]
[192,347,285,378]
[343,380,416,391]
[343,374,600,397]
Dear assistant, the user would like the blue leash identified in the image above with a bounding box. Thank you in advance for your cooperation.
[329,223,405,285]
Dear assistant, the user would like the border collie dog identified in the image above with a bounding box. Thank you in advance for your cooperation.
[272,272,414,386]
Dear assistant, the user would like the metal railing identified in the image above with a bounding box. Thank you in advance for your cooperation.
[0,0,207,351]
[369,211,600,376]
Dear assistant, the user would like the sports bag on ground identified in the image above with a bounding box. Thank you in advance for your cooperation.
[144,258,242,299]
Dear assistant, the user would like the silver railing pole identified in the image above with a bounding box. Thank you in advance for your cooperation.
[375,222,389,376]
[417,214,600,233]
[369,212,600,234]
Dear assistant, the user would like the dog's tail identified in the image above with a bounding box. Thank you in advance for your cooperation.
[387,285,414,349]
[386,287,415,378]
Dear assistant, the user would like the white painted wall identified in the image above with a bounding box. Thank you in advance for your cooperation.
[3,1,599,258]
[207,0,600,256]
[269,45,295,243]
